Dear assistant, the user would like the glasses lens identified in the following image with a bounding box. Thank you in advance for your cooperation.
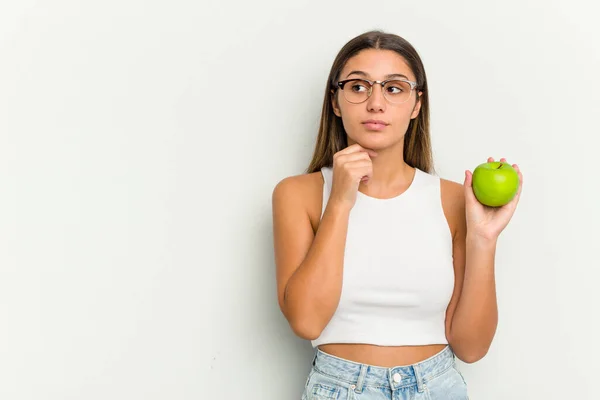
[342,79,371,104]
[383,80,412,104]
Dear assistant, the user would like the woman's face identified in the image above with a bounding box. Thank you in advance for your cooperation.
[332,49,423,151]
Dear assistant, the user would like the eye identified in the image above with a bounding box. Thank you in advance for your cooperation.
[386,85,404,94]
[385,80,411,95]
[351,83,368,92]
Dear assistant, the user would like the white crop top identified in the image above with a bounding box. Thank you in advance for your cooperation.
[311,166,455,348]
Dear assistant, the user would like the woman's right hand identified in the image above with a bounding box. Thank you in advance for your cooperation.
[329,143,378,209]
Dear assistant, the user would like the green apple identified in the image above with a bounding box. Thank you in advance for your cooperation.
[472,161,519,207]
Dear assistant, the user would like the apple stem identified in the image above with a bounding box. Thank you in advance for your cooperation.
[496,163,503,169]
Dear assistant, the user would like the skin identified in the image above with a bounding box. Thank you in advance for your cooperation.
[272,49,523,367]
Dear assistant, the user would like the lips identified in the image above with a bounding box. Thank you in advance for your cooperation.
[362,120,389,130]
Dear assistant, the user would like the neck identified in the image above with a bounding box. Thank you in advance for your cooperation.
[355,140,415,196]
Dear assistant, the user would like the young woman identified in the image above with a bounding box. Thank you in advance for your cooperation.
[272,30,523,400]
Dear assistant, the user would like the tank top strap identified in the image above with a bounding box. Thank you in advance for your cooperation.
[319,166,333,218]
[415,167,441,194]
[320,166,333,192]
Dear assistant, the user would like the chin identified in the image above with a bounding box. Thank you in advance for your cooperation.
[350,133,397,150]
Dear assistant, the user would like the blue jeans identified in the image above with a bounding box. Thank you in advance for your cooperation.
[302,345,469,400]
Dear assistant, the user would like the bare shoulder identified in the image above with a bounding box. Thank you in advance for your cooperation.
[440,178,465,206]
[272,171,323,205]
[272,171,324,232]
[271,170,325,314]
[439,177,466,238]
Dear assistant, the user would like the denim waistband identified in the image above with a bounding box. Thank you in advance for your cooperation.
[311,345,455,393]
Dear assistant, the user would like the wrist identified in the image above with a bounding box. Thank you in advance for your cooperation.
[466,232,497,249]
[325,199,353,216]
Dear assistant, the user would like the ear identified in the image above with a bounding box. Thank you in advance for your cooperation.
[410,91,423,120]
[331,89,342,117]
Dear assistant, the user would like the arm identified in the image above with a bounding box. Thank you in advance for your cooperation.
[446,196,499,363]
[444,159,523,363]
[272,176,351,340]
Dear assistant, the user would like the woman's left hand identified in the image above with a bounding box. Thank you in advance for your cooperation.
[464,157,523,241]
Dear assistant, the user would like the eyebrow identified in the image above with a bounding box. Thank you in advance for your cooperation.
[345,70,410,80]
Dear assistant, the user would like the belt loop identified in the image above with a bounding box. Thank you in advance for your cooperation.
[412,364,425,393]
[353,364,367,393]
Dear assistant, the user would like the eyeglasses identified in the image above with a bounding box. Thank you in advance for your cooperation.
[335,78,419,104]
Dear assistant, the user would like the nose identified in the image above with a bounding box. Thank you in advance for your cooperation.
[366,84,385,112]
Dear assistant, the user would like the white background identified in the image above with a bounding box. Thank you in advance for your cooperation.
[1,1,599,399]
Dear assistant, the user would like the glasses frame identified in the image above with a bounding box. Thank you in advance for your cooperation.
[335,78,419,104]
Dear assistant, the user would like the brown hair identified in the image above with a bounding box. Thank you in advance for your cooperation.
[306,30,434,174]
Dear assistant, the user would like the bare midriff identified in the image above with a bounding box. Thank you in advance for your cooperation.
[317,343,448,368]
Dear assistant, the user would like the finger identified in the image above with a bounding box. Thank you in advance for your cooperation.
[464,170,472,187]
[500,158,507,163]
[338,143,377,157]
[353,148,379,158]
[464,170,477,202]
[347,160,374,173]
[334,144,361,158]
[488,157,494,163]
[351,163,374,182]
[337,151,374,164]
[512,163,522,181]
[512,163,522,183]
[515,167,523,195]
[507,166,524,206]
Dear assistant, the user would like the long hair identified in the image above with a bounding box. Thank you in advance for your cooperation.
[306,30,434,174]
